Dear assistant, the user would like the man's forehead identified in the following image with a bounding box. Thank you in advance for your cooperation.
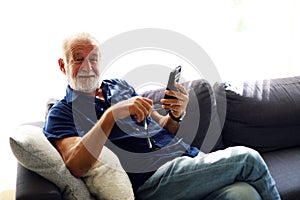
[69,42,99,55]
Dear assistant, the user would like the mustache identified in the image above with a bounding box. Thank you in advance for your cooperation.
[77,71,97,77]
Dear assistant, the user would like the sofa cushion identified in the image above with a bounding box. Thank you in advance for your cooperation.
[262,147,300,200]
[10,122,135,200]
[221,76,300,152]
[141,79,224,153]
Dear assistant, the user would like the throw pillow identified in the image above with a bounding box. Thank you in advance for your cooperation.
[83,147,134,200]
[10,123,135,200]
[10,123,94,199]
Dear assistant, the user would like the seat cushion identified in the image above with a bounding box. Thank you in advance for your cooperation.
[262,147,300,200]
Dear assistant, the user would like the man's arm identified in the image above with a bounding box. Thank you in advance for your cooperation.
[151,111,180,134]
[52,96,153,178]
[52,109,115,177]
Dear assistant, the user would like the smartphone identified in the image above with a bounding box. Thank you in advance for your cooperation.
[164,65,182,100]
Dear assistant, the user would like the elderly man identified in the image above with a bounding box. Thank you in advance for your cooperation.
[43,32,280,200]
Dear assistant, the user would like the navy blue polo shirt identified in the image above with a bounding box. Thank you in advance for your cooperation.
[43,78,200,191]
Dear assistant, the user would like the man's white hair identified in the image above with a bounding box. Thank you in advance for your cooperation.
[62,32,100,63]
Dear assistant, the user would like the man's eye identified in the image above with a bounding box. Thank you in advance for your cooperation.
[74,58,84,63]
[89,58,98,63]
[89,56,98,63]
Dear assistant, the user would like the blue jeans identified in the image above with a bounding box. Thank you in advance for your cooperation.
[135,146,281,200]
[203,182,262,200]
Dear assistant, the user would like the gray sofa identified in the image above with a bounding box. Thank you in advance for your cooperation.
[13,76,300,200]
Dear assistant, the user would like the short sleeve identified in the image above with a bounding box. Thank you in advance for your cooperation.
[43,101,79,140]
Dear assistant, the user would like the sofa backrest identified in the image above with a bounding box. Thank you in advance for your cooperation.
[46,76,300,154]
[220,76,300,152]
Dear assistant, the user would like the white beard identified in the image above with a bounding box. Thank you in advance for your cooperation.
[68,71,99,93]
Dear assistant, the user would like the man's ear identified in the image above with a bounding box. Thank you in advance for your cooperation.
[58,58,66,74]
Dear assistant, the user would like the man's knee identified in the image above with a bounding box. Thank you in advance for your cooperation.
[203,182,262,200]
[230,146,266,167]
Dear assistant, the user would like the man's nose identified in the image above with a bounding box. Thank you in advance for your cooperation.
[80,59,93,71]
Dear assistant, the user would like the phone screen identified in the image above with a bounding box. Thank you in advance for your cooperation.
[164,65,182,99]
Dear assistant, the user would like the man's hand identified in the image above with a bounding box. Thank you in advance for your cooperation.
[110,96,153,122]
[160,83,189,118]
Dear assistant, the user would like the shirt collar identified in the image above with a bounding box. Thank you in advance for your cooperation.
[65,85,97,103]
[65,82,109,103]
[64,79,123,104]
[65,85,79,103]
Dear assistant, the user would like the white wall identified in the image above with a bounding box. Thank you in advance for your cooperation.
[0,0,299,195]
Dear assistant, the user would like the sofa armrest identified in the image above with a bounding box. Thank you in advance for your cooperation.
[16,163,62,200]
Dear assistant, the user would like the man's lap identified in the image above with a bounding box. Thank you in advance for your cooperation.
[135,146,274,200]
[203,182,262,200]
